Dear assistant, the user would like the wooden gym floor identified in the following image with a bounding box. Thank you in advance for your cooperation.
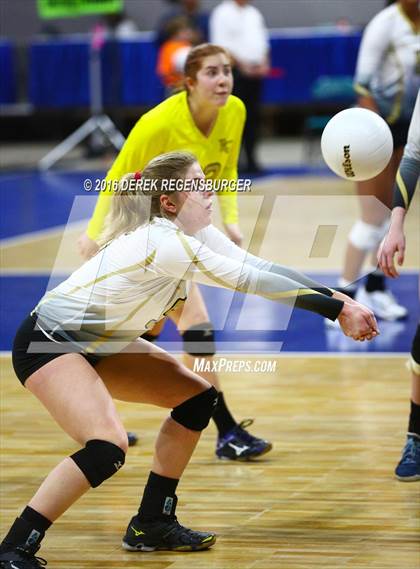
[1,355,419,568]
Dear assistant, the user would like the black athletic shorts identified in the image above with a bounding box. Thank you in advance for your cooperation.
[412,323,420,365]
[12,313,102,386]
[389,119,410,149]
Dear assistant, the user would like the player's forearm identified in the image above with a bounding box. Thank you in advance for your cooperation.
[175,234,344,320]
[392,156,420,211]
[295,291,344,320]
[268,264,334,297]
[254,270,343,320]
[390,206,407,227]
[330,289,357,305]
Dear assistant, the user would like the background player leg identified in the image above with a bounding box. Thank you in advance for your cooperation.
[169,282,272,461]
[340,151,407,320]
[233,72,263,173]
[395,325,420,481]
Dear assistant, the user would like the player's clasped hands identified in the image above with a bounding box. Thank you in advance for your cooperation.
[337,301,380,342]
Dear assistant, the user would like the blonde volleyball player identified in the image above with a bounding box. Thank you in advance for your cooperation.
[337,0,419,319]
[77,43,273,461]
[378,90,420,481]
[1,151,379,568]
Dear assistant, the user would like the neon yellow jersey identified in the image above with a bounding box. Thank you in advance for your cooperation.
[87,91,246,240]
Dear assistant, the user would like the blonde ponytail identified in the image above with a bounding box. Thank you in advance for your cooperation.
[97,173,148,247]
[97,151,197,247]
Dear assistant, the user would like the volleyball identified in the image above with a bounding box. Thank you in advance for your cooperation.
[321,108,393,181]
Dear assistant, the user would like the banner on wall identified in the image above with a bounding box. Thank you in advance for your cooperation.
[37,0,123,19]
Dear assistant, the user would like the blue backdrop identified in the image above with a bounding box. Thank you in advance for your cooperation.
[24,30,360,108]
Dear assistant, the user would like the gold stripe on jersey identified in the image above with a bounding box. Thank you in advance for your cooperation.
[34,250,157,312]
[86,295,155,352]
[67,249,157,296]
[177,232,246,291]
[386,45,404,125]
[178,232,323,299]
[354,83,372,97]
[396,169,409,209]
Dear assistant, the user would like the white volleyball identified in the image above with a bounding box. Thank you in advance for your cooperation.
[321,108,393,181]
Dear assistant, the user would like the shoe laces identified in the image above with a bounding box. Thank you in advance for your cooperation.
[14,546,47,568]
[164,517,200,543]
[217,419,256,447]
[236,419,258,444]
[402,437,420,464]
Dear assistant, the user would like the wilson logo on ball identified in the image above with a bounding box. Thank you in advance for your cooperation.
[321,108,393,181]
[342,145,355,178]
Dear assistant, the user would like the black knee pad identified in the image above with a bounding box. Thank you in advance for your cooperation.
[411,324,420,367]
[171,386,218,431]
[71,439,126,488]
[141,332,161,343]
[182,323,216,356]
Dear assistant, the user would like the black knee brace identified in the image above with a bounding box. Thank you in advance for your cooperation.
[171,386,218,431]
[71,439,126,488]
[182,323,216,356]
[411,324,420,370]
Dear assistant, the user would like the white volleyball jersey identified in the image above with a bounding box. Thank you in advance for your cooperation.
[393,89,420,210]
[354,3,420,123]
[405,89,420,161]
[34,218,342,354]
[34,219,269,353]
